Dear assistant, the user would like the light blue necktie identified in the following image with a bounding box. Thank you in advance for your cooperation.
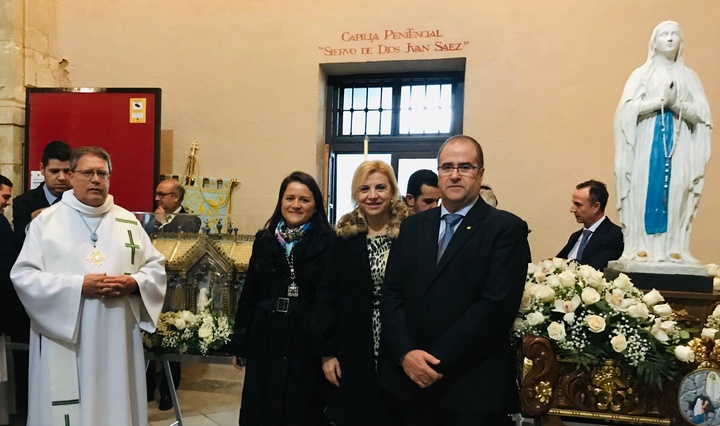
[576,229,593,260]
[437,214,463,263]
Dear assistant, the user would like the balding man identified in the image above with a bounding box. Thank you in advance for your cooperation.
[144,179,201,234]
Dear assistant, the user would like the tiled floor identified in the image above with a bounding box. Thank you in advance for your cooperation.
[148,363,243,426]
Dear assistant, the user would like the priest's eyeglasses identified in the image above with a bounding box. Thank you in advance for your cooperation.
[438,163,479,176]
[73,170,110,180]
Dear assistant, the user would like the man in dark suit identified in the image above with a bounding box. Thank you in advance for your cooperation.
[557,179,624,271]
[13,140,72,250]
[381,135,530,425]
[143,179,200,410]
[0,174,27,421]
[143,179,201,235]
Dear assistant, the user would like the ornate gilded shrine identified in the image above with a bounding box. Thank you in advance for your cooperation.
[150,231,254,316]
[521,334,684,425]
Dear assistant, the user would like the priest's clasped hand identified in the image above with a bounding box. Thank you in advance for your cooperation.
[82,273,138,299]
[401,349,443,389]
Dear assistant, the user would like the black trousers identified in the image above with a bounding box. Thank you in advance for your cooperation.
[399,398,514,426]
[146,361,181,398]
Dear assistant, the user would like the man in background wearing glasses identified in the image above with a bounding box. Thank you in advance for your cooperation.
[144,179,201,235]
[11,146,167,426]
[143,178,199,410]
[381,135,530,425]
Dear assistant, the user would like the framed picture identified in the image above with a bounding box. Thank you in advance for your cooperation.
[679,368,720,425]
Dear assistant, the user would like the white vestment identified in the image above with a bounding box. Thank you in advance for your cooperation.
[11,190,166,426]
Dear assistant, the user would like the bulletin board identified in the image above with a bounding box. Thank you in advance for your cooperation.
[25,88,161,212]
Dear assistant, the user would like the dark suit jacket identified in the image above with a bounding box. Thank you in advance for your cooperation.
[143,207,201,234]
[380,199,531,414]
[557,217,624,271]
[12,183,51,250]
[0,214,27,341]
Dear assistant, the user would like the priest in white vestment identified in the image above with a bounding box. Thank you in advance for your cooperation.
[11,146,166,426]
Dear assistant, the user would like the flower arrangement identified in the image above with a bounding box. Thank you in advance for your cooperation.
[513,258,693,387]
[143,308,233,356]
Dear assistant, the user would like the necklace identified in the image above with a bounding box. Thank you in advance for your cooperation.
[659,100,682,194]
[285,252,299,297]
[659,101,682,161]
[77,211,107,266]
[78,213,102,247]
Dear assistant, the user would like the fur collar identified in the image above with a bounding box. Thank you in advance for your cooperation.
[336,197,409,239]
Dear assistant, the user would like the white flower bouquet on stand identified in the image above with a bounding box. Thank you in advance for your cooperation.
[143,289,234,356]
[514,258,693,387]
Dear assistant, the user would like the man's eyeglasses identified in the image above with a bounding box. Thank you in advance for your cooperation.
[73,170,110,181]
[155,192,178,198]
[438,164,479,176]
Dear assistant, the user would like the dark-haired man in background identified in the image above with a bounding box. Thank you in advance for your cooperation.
[405,169,441,214]
[13,140,72,250]
[557,179,624,270]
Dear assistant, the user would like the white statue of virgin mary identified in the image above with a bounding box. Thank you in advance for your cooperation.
[613,21,712,271]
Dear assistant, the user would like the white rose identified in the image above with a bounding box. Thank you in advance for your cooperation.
[612,273,633,291]
[653,303,673,318]
[715,277,720,291]
[519,293,534,313]
[651,319,676,343]
[610,334,628,352]
[642,289,664,306]
[581,287,601,305]
[628,303,649,319]
[546,275,561,288]
[708,263,720,277]
[535,285,556,302]
[547,321,566,341]
[713,304,720,318]
[181,311,197,325]
[525,283,539,295]
[577,265,593,280]
[674,345,695,363]
[586,269,606,288]
[585,315,606,333]
[542,259,554,271]
[527,263,537,276]
[558,270,576,288]
[552,257,566,270]
[174,318,187,331]
[702,328,719,339]
[526,312,545,326]
[198,324,213,339]
[533,270,547,283]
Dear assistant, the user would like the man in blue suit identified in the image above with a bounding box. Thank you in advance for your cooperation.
[381,135,530,425]
[557,179,624,271]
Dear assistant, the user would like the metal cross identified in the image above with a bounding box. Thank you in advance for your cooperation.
[125,230,140,265]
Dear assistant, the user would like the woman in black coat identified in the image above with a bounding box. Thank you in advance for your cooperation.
[230,171,334,426]
[314,161,408,426]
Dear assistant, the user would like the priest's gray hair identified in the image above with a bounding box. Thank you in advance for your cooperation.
[70,146,112,174]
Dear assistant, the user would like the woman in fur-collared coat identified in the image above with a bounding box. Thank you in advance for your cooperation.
[314,160,408,426]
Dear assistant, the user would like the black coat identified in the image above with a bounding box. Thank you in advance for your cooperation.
[380,200,531,414]
[314,233,400,426]
[557,217,624,271]
[0,214,22,338]
[230,226,333,426]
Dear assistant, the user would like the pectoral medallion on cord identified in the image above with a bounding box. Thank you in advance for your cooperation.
[87,249,108,266]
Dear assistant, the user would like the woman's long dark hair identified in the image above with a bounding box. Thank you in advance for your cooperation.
[263,171,332,237]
